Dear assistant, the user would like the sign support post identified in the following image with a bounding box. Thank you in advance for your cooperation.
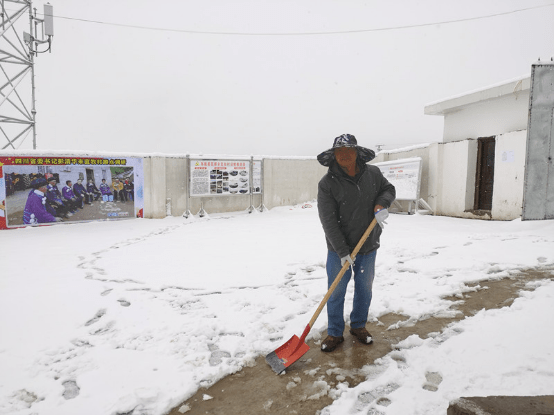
[197,200,207,217]
[257,158,267,212]
[247,156,255,213]
[183,154,192,218]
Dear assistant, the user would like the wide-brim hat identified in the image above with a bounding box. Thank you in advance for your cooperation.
[317,133,375,167]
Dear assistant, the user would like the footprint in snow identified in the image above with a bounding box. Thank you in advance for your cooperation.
[62,380,80,400]
[209,350,231,366]
[356,383,399,413]
[118,299,131,307]
[208,344,232,366]
[422,371,443,392]
[85,309,106,326]
[90,321,115,335]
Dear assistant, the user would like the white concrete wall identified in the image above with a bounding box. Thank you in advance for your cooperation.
[263,158,327,209]
[427,143,441,214]
[491,130,527,219]
[4,145,526,222]
[443,92,529,142]
[436,140,474,217]
[142,156,327,218]
[375,137,525,220]
[165,157,188,216]
[143,157,167,219]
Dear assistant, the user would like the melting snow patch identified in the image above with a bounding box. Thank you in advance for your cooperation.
[393,334,424,349]
[307,380,330,400]
[304,366,320,377]
[202,394,213,401]
[178,404,191,413]
[329,382,349,400]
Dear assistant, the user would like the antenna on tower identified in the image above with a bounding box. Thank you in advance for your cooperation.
[44,4,54,37]
[24,3,54,55]
[0,1,54,150]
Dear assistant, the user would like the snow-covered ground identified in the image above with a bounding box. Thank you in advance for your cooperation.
[1,204,553,415]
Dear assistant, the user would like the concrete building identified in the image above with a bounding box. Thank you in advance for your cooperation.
[374,62,554,221]
[372,73,534,220]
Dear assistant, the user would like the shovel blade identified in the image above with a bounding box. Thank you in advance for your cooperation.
[265,334,310,374]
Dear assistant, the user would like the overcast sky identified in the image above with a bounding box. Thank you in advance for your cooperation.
[20,0,554,156]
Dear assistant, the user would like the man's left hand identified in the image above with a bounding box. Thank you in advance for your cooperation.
[375,207,389,229]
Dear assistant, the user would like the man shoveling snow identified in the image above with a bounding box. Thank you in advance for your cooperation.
[316,133,396,352]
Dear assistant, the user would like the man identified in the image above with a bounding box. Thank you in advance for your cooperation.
[87,179,102,201]
[317,133,396,352]
[99,179,113,202]
[112,178,126,202]
[23,177,61,224]
[124,180,134,201]
[63,180,82,211]
[73,179,92,205]
[46,177,71,217]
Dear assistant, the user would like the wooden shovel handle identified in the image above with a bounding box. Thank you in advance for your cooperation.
[308,218,378,328]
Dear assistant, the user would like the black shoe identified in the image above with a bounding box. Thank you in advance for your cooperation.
[321,335,344,352]
[349,327,373,345]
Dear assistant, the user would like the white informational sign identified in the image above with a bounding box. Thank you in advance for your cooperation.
[252,160,262,194]
[190,159,250,197]
[373,157,422,201]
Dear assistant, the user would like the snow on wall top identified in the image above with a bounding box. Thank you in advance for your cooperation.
[424,73,531,116]
[377,143,432,154]
[0,149,317,161]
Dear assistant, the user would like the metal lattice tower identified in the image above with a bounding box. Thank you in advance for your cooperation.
[0,0,52,150]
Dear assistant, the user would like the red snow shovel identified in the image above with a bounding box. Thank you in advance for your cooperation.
[266,218,378,374]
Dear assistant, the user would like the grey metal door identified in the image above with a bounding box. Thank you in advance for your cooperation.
[522,63,554,220]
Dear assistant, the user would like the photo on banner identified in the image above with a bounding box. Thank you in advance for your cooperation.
[0,155,144,230]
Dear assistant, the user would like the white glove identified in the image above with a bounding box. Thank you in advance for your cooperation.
[375,208,389,229]
[340,254,354,267]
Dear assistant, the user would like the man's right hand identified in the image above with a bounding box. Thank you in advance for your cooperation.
[340,254,354,267]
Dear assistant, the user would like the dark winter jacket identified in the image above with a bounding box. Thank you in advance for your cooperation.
[317,161,396,258]
[73,182,87,197]
[87,183,100,193]
[46,184,64,204]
